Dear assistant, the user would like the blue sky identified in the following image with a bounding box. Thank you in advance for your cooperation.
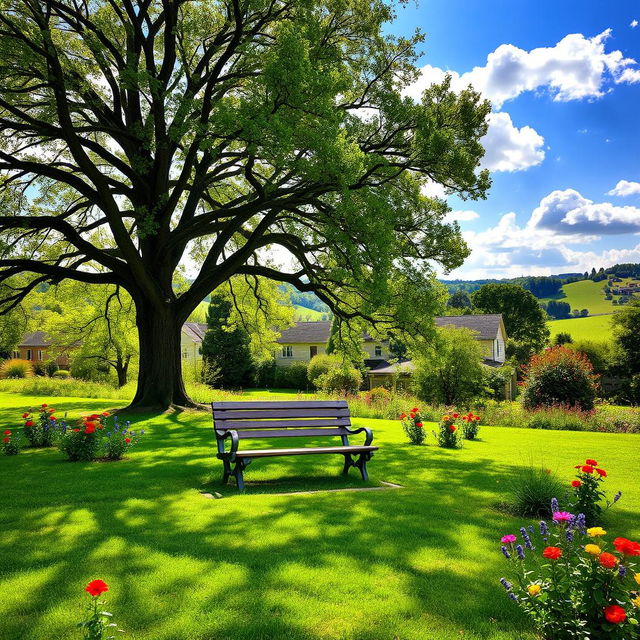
[391,0,640,279]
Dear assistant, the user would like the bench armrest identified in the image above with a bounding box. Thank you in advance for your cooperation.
[216,429,239,460]
[344,426,373,446]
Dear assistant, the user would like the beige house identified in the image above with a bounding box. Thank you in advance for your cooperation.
[434,314,507,364]
[181,322,207,376]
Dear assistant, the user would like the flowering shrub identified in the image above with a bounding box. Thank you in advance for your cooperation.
[499,499,640,639]
[78,579,123,639]
[461,412,481,440]
[103,416,143,460]
[399,407,426,445]
[435,414,461,448]
[2,429,20,455]
[570,458,621,525]
[22,404,58,447]
[526,404,595,431]
[364,387,392,406]
[59,417,102,462]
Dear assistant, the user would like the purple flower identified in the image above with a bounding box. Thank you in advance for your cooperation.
[551,497,559,513]
[614,491,622,503]
[520,527,534,550]
[540,521,548,536]
[575,513,586,532]
[553,511,574,523]
[140,430,145,435]
[566,530,574,542]
[618,565,627,578]
[500,578,512,591]
[516,545,525,560]
[501,546,511,559]
[501,534,517,544]
[508,592,518,601]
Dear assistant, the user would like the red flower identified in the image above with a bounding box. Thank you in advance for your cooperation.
[85,424,96,435]
[85,579,109,597]
[613,537,640,556]
[41,403,47,408]
[3,437,9,443]
[50,416,56,421]
[125,437,131,444]
[475,416,481,421]
[3,430,10,435]
[88,414,100,420]
[21,412,29,418]
[571,480,582,488]
[411,407,418,413]
[409,412,416,419]
[102,412,110,417]
[399,413,406,419]
[415,422,423,428]
[604,605,627,624]
[449,425,456,432]
[585,459,598,466]
[596,468,607,477]
[542,546,563,560]
[581,465,594,473]
[598,552,618,569]
[452,413,459,419]
[24,420,34,427]
[48,408,55,413]
[462,416,469,422]
[73,428,80,433]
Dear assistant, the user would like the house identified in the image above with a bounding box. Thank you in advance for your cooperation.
[181,322,207,365]
[14,331,70,368]
[276,314,510,392]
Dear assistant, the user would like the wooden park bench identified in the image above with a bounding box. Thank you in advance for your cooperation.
[211,400,378,490]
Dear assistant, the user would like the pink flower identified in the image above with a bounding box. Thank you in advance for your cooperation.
[553,511,574,522]
[501,534,517,544]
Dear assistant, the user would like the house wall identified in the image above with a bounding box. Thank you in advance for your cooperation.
[477,334,506,363]
[276,342,327,366]
[362,342,390,360]
[15,346,68,367]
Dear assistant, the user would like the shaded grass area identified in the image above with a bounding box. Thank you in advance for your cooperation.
[1,393,639,639]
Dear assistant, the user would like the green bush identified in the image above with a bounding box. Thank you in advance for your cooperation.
[274,362,309,390]
[506,466,566,517]
[526,407,591,431]
[483,365,514,400]
[317,366,362,395]
[364,387,392,406]
[52,369,71,379]
[522,346,598,411]
[0,358,33,379]
[307,354,340,389]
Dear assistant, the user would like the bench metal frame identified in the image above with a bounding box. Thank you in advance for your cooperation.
[212,400,377,490]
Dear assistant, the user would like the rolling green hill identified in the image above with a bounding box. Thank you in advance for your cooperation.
[547,314,615,343]
[542,280,618,314]
[293,304,326,321]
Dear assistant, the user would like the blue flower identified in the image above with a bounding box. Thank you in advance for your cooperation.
[520,527,534,550]
[540,521,548,536]
[566,530,574,542]
[551,497,559,513]
[516,545,525,560]
[575,513,586,533]
[500,577,513,591]
[508,592,518,601]
[501,546,511,559]
[140,430,145,435]
[618,565,627,578]
[614,491,622,503]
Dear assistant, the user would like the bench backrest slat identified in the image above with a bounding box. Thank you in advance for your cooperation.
[212,400,351,441]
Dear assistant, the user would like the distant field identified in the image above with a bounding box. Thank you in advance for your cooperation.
[547,314,615,342]
[293,304,326,321]
[542,280,618,314]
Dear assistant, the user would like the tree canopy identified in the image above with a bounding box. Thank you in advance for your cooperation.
[0,0,491,408]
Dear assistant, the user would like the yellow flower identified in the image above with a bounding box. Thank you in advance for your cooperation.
[584,544,602,556]
[633,596,640,608]
[587,527,607,537]
[635,573,640,586]
[442,415,450,422]
[527,584,542,597]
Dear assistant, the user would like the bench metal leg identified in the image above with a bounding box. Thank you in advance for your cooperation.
[342,453,354,476]
[232,459,251,491]
[355,452,373,482]
[221,459,232,484]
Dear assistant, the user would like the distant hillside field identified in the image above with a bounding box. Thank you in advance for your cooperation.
[542,280,620,315]
[547,314,614,343]
[293,304,325,321]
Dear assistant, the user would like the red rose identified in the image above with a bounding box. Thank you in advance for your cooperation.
[25,420,34,427]
[3,430,10,435]
[449,425,456,432]
[462,416,469,422]
[89,414,99,420]
[574,465,582,469]
[596,468,607,477]
[415,422,423,428]
[41,403,47,408]
[452,413,459,419]
[543,546,563,560]
[85,579,109,597]
[21,412,29,418]
[411,407,418,413]
[598,552,618,569]
[604,605,627,624]
[581,465,594,473]
[73,428,80,433]
[125,437,131,444]
[475,416,481,421]
[613,537,640,556]
[399,413,406,419]
[571,480,582,487]
[409,412,416,419]
[85,424,96,435]
[585,459,598,466]
[3,437,9,443]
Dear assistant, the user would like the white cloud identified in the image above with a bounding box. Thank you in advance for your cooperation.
[481,112,545,171]
[408,29,639,109]
[445,210,480,223]
[421,181,448,199]
[631,19,638,28]
[607,180,640,197]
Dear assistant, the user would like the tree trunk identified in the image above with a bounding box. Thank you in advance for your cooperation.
[127,301,194,411]
[115,354,130,388]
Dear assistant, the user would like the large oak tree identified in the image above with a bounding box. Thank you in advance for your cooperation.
[0,0,490,409]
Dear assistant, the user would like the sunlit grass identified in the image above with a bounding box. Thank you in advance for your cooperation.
[1,392,639,639]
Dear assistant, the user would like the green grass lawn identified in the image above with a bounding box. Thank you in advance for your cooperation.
[547,314,615,342]
[1,393,639,640]
[542,280,618,314]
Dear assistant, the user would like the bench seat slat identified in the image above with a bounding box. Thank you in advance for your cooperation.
[215,408,350,420]
[231,445,378,458]
[213,400,347,410]
[214,417,351,430]
[233,428,349,439]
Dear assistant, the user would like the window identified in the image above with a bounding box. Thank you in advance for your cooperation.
[182,348,189,360]
[309,346,318,358]
[374,345,382,357]
[12,351,19,359]
[26,349,32,360]
[38,350,43,361]
[496,340,501,358]
[282,346,293,358]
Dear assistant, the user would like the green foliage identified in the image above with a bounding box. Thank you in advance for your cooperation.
[553,332,573,345]
[412,327,485,405]
[461,412,481,440]
[22,406,58,447]
[483,365,514,400]
[447,290,473,309]
[52,369,71,379]
[545,300,571,319]
[307,354,341,389]
[0,358,33,379]
[611,301,640,376]
[59,427,101,462]
[364,387,392,406]
[570,460,616,526]
[400,408,426,445]
[2,430,20,455]
[435,414,462,448]
[317,365,362,395]
[202,294,254,388]
[526,407,591,431]
[506,466,566,517]
[274,363,309,390]
[471,284,549,355]
[522,346,598,411]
